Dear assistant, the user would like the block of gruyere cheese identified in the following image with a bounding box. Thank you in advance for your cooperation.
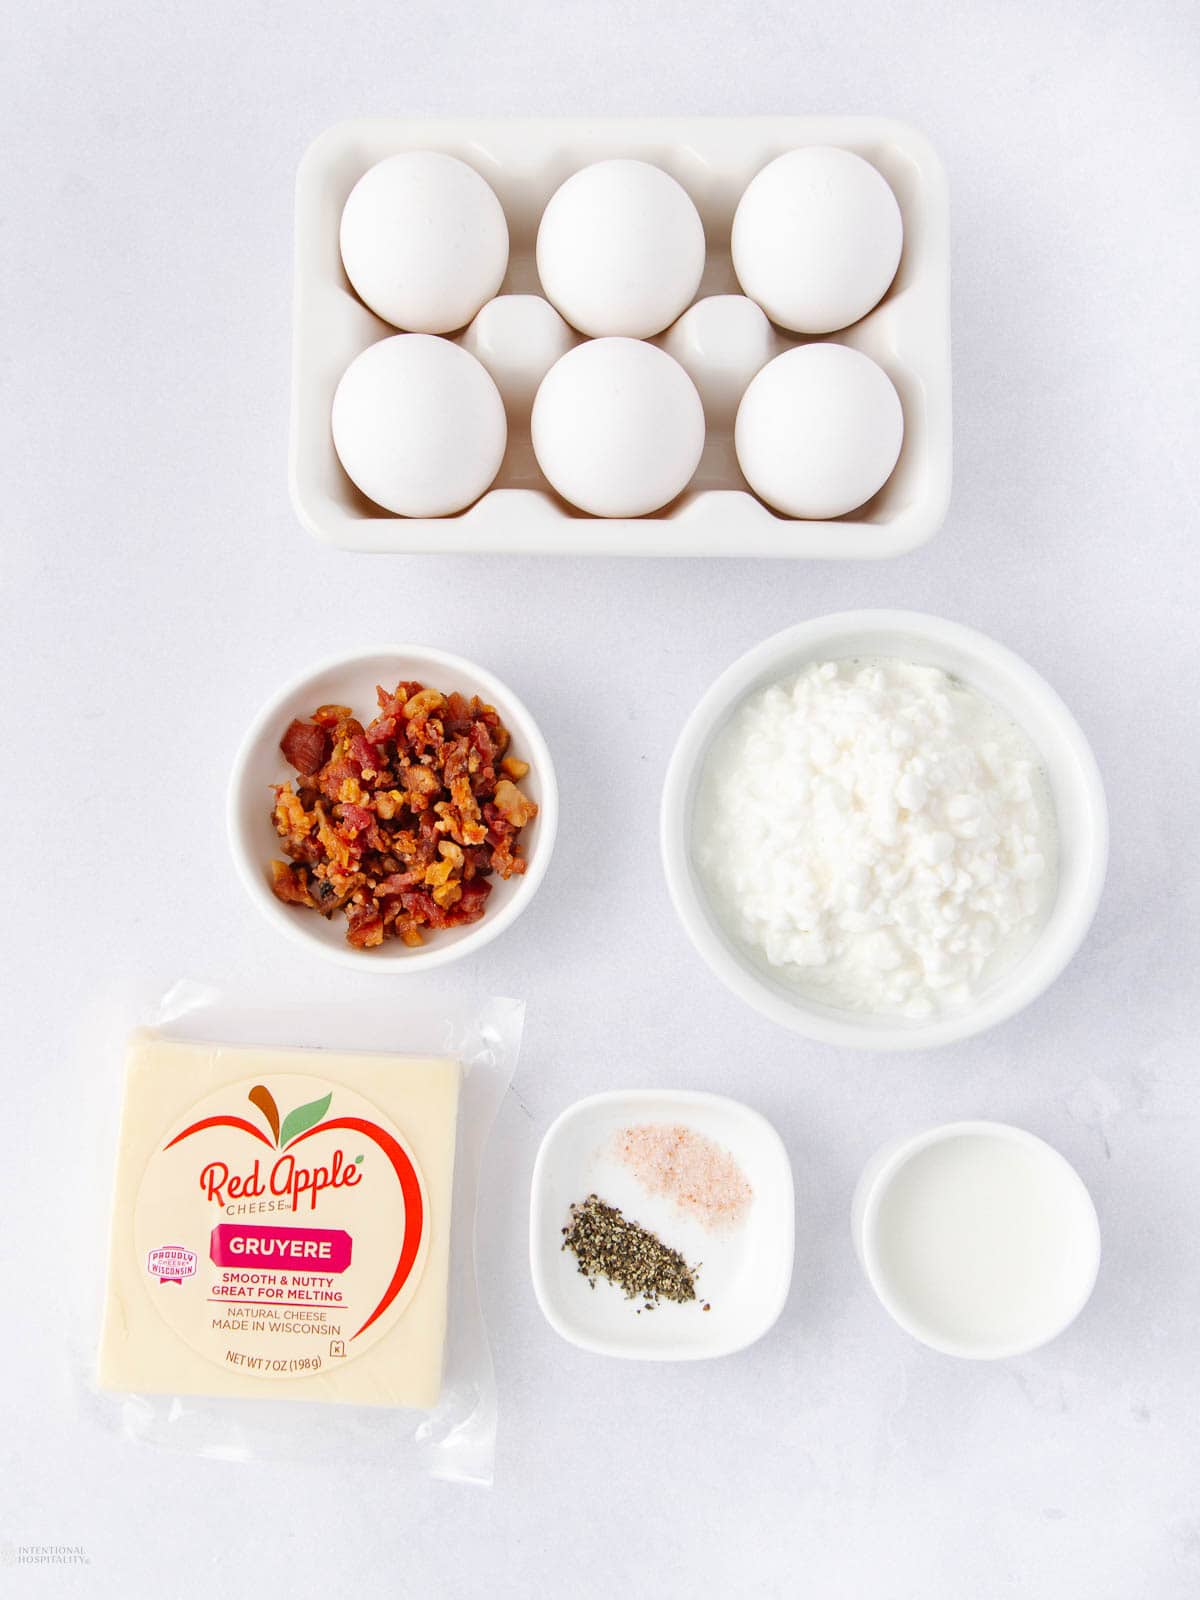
[99,1032,460,1410]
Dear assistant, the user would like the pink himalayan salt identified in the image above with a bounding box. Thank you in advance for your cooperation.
[612,1123,753,1230]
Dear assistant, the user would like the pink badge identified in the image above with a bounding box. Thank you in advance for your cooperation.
[146,1244,198,1285]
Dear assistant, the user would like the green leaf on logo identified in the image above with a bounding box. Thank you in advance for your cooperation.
[354,1154,363,1164]
[279,1092,332,1148]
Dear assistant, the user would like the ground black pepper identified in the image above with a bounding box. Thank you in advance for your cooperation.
[561,1194,700,1308]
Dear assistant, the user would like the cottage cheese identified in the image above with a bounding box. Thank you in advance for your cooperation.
[694,659,1058,1019]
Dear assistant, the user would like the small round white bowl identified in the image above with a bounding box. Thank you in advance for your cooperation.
[660,610,1108,1051]
[850,1120,1101,1359]
[229,646,558,971]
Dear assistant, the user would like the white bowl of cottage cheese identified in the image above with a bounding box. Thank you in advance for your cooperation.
[661,611,1108,1050]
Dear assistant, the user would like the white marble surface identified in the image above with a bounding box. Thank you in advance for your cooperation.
[3,3,1198,1594]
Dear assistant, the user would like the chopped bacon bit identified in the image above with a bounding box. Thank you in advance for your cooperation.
[270,860,315,908]
[271,678,534,948]
[461,843,492,880]
[280,719,330,777]
[273,783,315,843]
[364,712,398,744]
[373,788,407,820]
[455,879,492,922]
[345,903,385,948]
[493,778,539,829]
[318,737,365,804]
[282,832,324,867]
[338,801,375,836]
[311,703,353,728]
[424,856,455,889]
[403,687,446,722]
[401,763,441,811]
[375,870,421,896]
[348,732,384,780]
[315,803,357,872]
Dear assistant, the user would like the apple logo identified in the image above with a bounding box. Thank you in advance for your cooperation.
[159,1080,425,1346]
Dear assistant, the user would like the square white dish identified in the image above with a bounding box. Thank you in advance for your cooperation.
[529,1090,794,1360]
[291,116,951,558]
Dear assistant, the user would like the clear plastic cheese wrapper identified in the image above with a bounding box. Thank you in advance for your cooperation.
[83,980,523,1486]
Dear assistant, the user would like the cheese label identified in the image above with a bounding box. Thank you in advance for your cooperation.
[134,1073,429,1381]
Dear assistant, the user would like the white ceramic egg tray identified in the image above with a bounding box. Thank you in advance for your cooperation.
[291,116,951,558]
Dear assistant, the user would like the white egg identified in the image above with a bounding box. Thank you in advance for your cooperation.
[339,152,509,333]
[532,338,705,517]
[536,159,706,339]
[460,295,577,419]
[735,343,903,519]
[331,334,507,517]
[732,147,903,335]
[659,295,776,426]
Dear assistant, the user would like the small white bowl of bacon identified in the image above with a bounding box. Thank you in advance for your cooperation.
[229,646,558,970]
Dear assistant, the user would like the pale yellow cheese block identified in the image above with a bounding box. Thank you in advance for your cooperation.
[99,1032,460,1410]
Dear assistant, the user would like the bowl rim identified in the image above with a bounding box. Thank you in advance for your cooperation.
[227,643,559,972]
[854,1119,1102,1359]
[659,608,1109,1051]
[528,1087,795,1361]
